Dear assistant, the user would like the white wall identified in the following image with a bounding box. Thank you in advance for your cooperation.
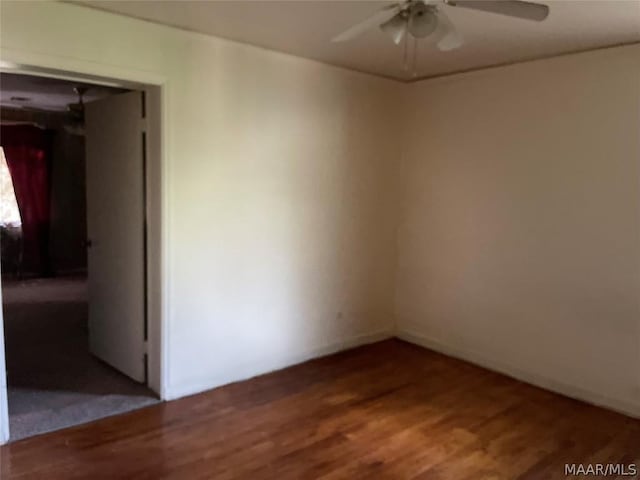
[396,45,640,416]
[0,0,401,412]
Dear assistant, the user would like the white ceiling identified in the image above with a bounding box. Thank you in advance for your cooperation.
[0,73,124,112]
[75,0,640,81]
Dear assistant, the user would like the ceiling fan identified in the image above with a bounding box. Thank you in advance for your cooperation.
[332,0,549,73]
[4,85,89,134]
[64,86,88,136]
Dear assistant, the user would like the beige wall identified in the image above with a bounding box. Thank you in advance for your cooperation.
[396,45,640,416]
[0,0,402,409]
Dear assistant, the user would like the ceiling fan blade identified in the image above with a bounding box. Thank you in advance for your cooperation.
[446,0,549,21]
[19,106,49,113]
[434,10,463,51]
[332,4,402,42]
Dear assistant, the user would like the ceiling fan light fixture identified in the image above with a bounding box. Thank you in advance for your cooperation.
[408,4,438,38]
[64,123,85,136]
[379,13,407,45]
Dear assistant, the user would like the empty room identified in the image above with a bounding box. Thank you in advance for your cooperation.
[0,0,638,478]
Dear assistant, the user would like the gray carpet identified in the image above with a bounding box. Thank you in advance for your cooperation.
[2,277,158,441]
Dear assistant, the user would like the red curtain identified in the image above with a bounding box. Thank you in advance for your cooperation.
[1,125,53,276]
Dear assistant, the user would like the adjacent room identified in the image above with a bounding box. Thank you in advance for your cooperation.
[0,73,159,441]
[0,0,639,478]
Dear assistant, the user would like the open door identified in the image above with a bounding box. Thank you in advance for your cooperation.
[85,91,146,383]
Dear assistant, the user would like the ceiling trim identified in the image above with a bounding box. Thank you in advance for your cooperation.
[409,40,640,83]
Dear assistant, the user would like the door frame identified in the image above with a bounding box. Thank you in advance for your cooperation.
[0,49,169,444]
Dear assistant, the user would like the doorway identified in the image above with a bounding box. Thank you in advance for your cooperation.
[0,72,163,441]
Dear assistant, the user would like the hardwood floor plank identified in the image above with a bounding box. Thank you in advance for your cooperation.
[1,339,638,479]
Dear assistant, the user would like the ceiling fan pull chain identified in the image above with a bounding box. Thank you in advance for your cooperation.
[407,6,415,73]
[403,27,410,70]
[412,36,419,77]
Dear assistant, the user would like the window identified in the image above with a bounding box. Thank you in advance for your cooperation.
[0,147,21,227]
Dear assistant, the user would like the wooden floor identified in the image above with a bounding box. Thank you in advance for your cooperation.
[2,340,639,479]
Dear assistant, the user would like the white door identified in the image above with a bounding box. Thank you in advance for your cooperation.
[85,91,146,382]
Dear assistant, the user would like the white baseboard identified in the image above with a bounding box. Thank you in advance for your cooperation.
[396,329,640,419]
[166,329,394,401]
